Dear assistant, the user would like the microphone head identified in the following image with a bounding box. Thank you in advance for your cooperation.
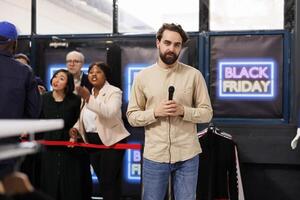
[168,86,175,100]
[168,86,175,93]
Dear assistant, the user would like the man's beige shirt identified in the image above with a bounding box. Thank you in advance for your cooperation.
[127,62,213,163]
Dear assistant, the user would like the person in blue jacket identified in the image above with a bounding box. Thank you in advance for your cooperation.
[0,21,41,145]
[0,21,41,121]
[0,21,43,199]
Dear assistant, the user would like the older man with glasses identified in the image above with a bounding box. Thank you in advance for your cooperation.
[66,50,93,94]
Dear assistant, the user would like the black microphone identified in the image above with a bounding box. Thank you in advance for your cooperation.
[168,86,175,100]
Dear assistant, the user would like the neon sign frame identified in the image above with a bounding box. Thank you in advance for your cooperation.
[124,148,141,183]
[124,64,149,102]
[217,59,276,99]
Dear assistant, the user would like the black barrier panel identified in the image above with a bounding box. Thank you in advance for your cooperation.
[204,31,290,123]
[33,36,125,88]
[15,37,31,61]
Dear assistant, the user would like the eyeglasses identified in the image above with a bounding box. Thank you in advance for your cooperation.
[66,60,82,64]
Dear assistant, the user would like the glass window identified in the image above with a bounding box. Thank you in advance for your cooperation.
[210,0,284,31]
[118,0,199,33]
[36,0,112,34]
[0,0,31,35]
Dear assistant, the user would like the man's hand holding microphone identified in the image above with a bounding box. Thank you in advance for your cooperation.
[154,86,184,118]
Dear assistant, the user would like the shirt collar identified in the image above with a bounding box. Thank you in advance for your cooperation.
[156,61,179,72]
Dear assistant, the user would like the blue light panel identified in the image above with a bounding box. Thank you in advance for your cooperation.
[124,148,141,183]
[124,64,149,102]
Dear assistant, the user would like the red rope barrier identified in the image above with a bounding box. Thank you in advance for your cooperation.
[36,140,142,150]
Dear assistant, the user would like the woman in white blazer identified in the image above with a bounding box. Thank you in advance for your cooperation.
[69,61,130,200]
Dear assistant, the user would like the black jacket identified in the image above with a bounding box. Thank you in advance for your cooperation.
[0,51,41,119]
[197,127,240,200]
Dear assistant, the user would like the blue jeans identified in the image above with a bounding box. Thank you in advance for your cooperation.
[142,155,199,200]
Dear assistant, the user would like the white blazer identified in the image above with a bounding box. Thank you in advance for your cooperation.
[74,81,130,146]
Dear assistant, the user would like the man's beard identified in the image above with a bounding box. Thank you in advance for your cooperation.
[159,50,179,65]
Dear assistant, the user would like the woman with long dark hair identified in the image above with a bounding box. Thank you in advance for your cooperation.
[40,69,92,200]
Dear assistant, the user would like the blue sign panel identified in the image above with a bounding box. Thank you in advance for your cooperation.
[124,148,141,183]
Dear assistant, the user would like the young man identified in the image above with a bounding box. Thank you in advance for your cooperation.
[66,50,93,93]
[0,21,41,121]
[127,23,213,200]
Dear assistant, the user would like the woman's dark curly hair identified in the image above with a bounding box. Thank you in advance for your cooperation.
[88,61,112,82]
[50,69,74,96]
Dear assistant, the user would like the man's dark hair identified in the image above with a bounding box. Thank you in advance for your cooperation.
[156,23,189,44]
[14,53,30,65]
[50,69,74,96]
